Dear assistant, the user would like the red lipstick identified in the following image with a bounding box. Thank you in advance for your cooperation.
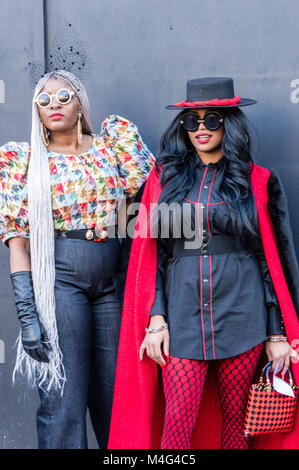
[49,113,64,120]
[195,132,212,144]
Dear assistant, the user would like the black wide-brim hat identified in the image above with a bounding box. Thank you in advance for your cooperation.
[166,77,257,109]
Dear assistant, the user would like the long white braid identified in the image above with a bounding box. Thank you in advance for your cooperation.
[13,70,92,395]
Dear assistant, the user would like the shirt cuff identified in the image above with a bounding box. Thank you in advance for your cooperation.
[1,231,29,248]
[267,305,286,335]
[149,290,167,319]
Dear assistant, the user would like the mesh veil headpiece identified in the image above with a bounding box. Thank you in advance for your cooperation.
[27,23,92,86]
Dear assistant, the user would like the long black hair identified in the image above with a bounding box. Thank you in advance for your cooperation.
[155,107,260,243]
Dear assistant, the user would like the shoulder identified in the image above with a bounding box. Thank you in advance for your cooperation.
[0,141,30,154]
[100,114,140,139]
[0,141,30,164]
[250,162,271,176]
[266,168,286,202]
[0,142,30,181]
[251,162,281,179]
[251,163,287,206]
[250,163,283,192]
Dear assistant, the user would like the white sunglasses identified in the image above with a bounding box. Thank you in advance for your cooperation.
[34,88,76,108]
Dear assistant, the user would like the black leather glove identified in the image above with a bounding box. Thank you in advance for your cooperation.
[10,271,52,363]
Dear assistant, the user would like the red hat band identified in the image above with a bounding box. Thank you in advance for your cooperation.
[172,96,241,107]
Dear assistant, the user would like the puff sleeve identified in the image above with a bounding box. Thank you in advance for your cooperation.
[0,141,30,247]
[100,115,155,198]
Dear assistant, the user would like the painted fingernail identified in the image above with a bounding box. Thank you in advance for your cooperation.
[160,364,166,368]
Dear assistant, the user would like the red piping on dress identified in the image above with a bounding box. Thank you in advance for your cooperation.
[184,197,198,203]
[206,169,217,359]
[210,254,216,359]
[184,198,227,205]
[208,201,227,205]
[197,168,208,360]
[196,167,208,239]
[206,169,217,236]
[200,255,206,360]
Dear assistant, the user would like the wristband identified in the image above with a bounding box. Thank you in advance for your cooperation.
[266,335,288,342]
[145,323,168,334]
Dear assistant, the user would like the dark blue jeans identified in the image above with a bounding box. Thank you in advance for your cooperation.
[36,236,122,449]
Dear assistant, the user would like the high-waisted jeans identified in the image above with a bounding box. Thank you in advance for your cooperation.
[36,236,122,449]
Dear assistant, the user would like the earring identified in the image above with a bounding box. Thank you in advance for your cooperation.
[77,113,82,146]
[41,122,49,147]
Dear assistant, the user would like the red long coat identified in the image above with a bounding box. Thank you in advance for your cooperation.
[108,162,299,449]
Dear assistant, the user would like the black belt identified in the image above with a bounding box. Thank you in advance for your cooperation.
[172,233,248,257]
[54,227,115,242]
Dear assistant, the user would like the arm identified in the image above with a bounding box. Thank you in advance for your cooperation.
[140,237,169,367]
[253,238,296,373]
[255,168,299,372]
[0,142,51,362]
[253,237,286,335]
[101,115,156,198]
[0,140,51,363]
[9,237,31,272]
[1,144,31,273]
[250,236,294,373]
[149,237,168,321]
[267,169,299,316]
[8,238,52,363]
[0,142,30,248]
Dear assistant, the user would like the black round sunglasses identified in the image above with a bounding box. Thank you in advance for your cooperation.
[180,112,224,132]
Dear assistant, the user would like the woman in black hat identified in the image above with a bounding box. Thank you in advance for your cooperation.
[135,77,298,449]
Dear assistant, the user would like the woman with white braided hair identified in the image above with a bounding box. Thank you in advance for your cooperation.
[0,70,155,448]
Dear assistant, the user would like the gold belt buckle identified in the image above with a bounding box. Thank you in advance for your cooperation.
[86,229,94,241]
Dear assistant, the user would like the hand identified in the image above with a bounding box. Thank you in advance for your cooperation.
[139,315,169,367]
[10,270,52,363]
[265,338,298,376]
[22,317,52,363]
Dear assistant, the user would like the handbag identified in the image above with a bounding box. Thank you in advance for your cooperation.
[243,361,298,437]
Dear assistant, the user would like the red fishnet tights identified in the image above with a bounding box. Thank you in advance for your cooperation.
[160,342,263,449]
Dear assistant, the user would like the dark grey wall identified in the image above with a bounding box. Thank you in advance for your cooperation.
[1,0,299,449]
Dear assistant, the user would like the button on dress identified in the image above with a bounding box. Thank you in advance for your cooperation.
[150,153,285,360]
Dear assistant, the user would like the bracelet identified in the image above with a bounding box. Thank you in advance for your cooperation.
[145,323,168,334]
[266,335,288,342]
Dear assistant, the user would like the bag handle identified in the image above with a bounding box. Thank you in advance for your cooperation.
[257,361,294,392]
[266,362,294,385]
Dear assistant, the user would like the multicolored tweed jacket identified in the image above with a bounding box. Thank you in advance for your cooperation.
[0,115,155,247]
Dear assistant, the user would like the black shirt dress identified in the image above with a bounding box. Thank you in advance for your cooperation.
[149,153,285,360]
